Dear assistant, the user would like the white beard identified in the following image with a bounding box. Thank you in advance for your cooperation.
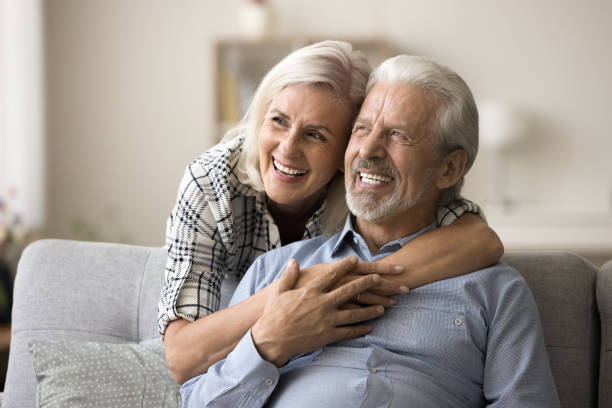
[346,162,433,222]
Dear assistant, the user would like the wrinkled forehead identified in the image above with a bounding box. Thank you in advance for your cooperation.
[357,81,439,129]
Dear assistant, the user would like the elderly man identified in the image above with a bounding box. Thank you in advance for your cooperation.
[181,55,560,407]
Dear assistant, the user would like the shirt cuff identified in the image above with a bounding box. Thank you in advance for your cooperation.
[222,328,280,396]
[181,329,280,407]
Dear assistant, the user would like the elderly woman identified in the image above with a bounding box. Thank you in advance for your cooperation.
[159,41,503,384]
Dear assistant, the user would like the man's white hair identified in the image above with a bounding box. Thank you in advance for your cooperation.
[366,55,479,206]
[223,40,372,233]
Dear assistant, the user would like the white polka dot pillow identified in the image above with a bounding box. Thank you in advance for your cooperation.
[28,338,180,407]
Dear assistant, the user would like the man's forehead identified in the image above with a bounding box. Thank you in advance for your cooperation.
[357,82,438,126]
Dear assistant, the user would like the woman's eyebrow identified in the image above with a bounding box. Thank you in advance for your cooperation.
[308,124,331,133]
[269,109,289,119]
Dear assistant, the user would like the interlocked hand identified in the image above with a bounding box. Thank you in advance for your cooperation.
[251,257,386,367]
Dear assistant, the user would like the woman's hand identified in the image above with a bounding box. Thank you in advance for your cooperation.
[296,259,409,308]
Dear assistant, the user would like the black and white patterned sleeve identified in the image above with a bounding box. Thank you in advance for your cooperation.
[157,164,228,335]
[436,197,487,227]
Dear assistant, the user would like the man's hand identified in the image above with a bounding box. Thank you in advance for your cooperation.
[298,260,409,307]
[251,257,385,367]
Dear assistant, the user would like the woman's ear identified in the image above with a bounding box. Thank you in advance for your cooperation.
[436,149,467,190]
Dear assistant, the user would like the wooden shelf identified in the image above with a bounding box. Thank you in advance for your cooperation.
[214,37,394,139]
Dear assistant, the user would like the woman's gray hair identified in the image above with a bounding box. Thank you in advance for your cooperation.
[366,55,479,206]
[225,40,371,233]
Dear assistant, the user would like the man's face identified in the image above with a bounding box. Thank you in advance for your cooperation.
[344,81,443,222]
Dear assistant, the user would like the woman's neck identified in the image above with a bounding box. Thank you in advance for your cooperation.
[267,194,324,245]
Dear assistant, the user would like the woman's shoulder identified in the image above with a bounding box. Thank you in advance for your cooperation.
[185,136,248,191]
[191,136,245,175]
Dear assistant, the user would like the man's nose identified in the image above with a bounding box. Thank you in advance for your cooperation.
[358,127,386,159]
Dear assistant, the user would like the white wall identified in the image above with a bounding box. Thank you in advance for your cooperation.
[43,0,612,247]
[0,0,45,229]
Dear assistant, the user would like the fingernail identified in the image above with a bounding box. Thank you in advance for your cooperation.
[350,256,358,264]
[376,306,384,314]
[399,285,410,293]
[389,299,397,305]
[394,266,404,272]
[289,259,297,267]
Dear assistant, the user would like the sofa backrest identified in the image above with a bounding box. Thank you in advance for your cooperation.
[598,259,612,407]
[3,240,605,408]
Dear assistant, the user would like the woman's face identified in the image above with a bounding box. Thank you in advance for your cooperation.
[259,84,353,215]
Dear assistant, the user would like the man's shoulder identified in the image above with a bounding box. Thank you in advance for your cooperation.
[259,234,337,267]
[469,261,530,289]
[245,234,338,290]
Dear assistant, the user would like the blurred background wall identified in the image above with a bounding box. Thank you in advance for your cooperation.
[2,0,611,261]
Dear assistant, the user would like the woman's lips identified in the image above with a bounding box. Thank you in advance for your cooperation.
[273,158,308,178]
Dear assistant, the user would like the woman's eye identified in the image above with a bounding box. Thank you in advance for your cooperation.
[307,131,325,141]
[271,116,287,126]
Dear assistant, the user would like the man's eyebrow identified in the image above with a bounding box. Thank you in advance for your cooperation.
[353,118,370,126]
[354,118,411,131]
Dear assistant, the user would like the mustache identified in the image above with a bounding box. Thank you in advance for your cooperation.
[350,158,400,180]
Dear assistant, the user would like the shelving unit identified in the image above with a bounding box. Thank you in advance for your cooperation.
[214,38,394,138]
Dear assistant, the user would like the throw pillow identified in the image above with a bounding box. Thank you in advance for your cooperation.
[28,338,180,407]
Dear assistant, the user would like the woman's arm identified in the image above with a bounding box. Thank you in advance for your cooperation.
[164,282,275,384]
[164,258,403,384]
[378,213,504,289]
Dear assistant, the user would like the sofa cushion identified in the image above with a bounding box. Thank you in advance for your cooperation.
[503,251,599,408]
[29,338,180,407]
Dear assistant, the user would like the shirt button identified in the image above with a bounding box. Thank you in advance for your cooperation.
[264,378,274,386]
[353,237,359,245]
[368,366,377,374]
[454,318,463,326]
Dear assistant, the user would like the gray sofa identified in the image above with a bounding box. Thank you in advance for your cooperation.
[3,239,611,407]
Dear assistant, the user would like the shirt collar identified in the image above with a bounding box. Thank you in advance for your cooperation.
[331,214,437,256]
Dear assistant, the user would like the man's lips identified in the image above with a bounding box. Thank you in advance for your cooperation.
[273,158,308,178]
[358,170,393,185]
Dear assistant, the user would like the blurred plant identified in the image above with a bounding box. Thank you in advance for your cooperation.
[0,185,39,322]
[70,205,135,245]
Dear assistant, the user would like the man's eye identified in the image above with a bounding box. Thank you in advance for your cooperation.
[352,125,367,134]
[391,130,403,137]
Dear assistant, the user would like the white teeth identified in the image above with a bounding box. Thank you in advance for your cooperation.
[360,172,392,185]
[274,159,308,176]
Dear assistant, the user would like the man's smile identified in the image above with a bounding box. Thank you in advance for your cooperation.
[359,171,393,185]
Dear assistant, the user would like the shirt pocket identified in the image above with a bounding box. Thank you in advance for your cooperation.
[374,306,482,376]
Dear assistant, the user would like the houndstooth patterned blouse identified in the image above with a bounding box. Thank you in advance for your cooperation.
[157,136,483,335]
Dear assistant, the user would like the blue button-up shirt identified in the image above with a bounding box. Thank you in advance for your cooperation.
[181,217,560,407]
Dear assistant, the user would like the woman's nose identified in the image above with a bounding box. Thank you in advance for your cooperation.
[278,128,302,158]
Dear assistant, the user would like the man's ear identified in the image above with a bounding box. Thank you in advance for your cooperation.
[436,149,467,190]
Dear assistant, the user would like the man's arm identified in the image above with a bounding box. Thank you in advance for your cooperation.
[483,270,560,407]
[180,257,385,407]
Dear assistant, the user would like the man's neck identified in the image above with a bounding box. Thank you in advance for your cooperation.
[354,207,436,255]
